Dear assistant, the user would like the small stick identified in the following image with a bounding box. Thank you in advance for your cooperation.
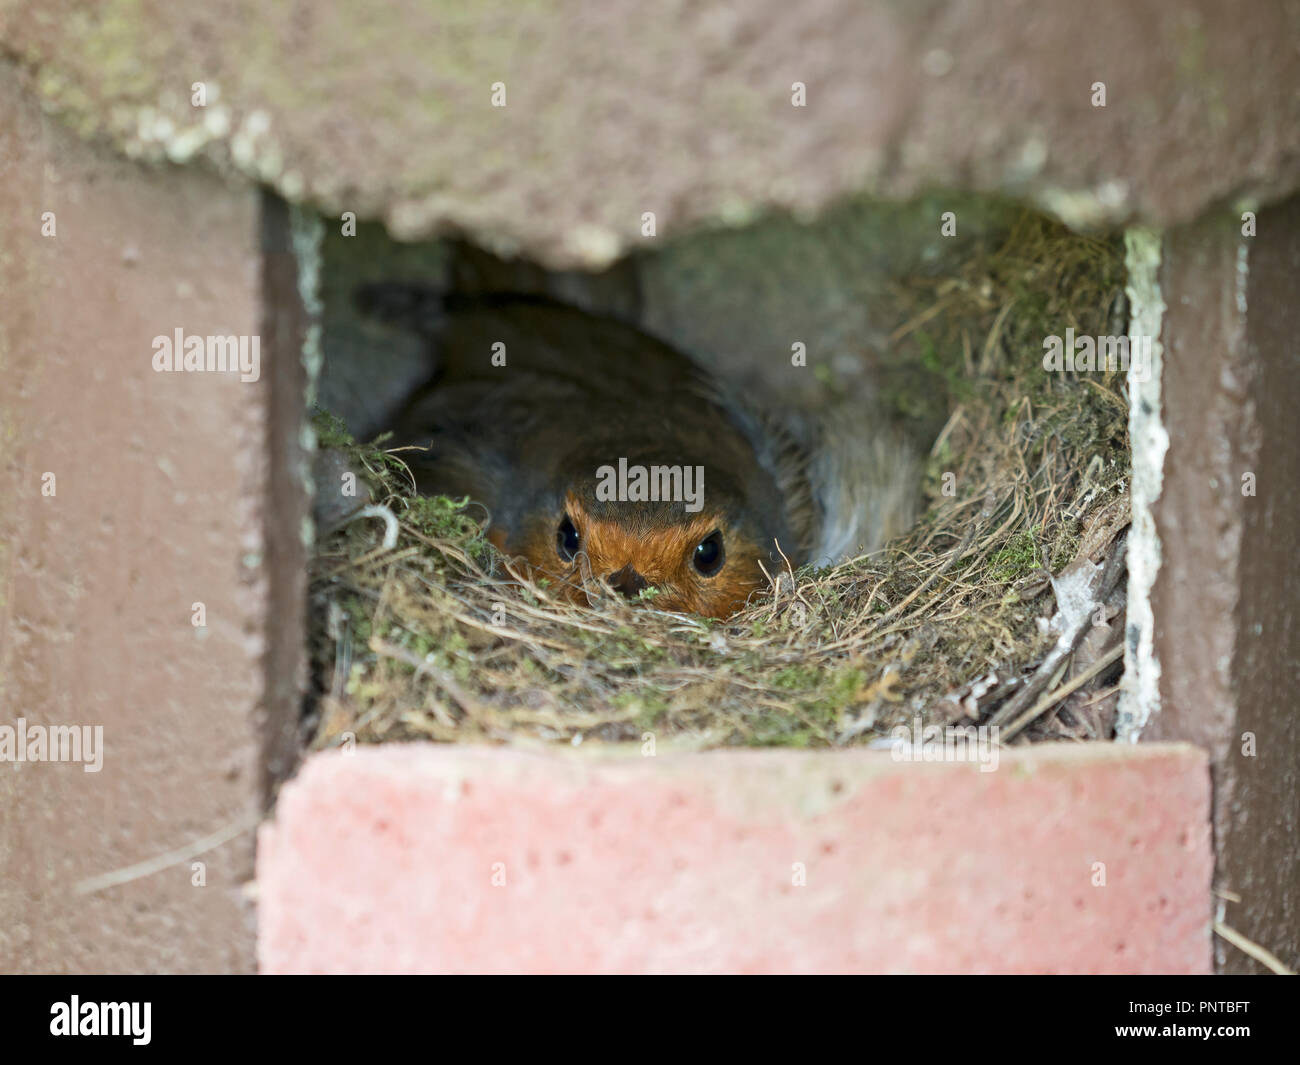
[1213,922,1297,976]
[74,811,260,896]
[1000,642,1124,741]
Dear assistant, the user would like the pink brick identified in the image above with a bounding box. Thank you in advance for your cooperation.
[257,743,1211,974]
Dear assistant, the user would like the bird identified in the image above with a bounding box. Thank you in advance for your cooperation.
[353,282,917,619]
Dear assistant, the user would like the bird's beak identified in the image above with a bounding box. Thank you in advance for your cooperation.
[607,564,648,599]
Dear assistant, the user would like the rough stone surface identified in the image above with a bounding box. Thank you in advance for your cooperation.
[0,63,269,973]
[1147,198,1300,974]
[259,743,1212,974]
[2,1,1297,267]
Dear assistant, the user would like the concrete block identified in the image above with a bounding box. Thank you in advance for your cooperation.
[259,742,1211,974]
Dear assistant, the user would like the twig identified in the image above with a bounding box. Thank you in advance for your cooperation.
[1000,642,1124,741]
[1213,922,1297,975]
[74,810,260,896]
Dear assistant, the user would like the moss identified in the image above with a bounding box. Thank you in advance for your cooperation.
[311,408,354,450]
[615,690,670,730]
[772,666,820,690]
[1048,522,1083,572]
[989,527,1043,584]
[404,495,484,546]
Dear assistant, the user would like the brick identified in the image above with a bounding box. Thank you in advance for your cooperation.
[7,2,1299,266]
[258,742,1211,974]
[1145,200,1300,972]
[0,63,294,975]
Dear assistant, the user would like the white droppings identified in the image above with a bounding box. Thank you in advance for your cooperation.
[163,126,209,163]
[1048,560,1103,635]
[204,105,231,138]
[281,170,306,200]
[1039,181,1131,230]
[1235,239,1250,316]
[291,204,326,534]
[1116,228,1168,742]
[244,109,272,137]
[150,114,175,141]
[922,49,954,77]
[565,224,621,268]
[1010,136,1048,180]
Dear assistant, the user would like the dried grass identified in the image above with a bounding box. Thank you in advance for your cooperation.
[307,211,1131,751]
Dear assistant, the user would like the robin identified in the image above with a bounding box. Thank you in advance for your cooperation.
[352,284,916,619]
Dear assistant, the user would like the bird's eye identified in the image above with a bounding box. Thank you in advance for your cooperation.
[556,514,581,561]
[692,530,725,577]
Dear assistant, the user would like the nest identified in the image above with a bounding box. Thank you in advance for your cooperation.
[307,211,1131,752]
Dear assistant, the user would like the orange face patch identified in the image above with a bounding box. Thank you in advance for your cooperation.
[505,491,768,618]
